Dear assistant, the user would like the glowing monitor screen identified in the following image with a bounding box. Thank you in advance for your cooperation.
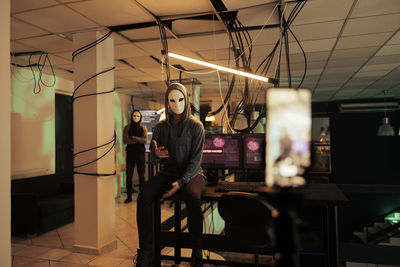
[202,134,242,169]
[266,88,311,187]
[243,134,266,169]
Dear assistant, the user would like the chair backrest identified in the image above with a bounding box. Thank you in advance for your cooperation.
[217,191,275,247]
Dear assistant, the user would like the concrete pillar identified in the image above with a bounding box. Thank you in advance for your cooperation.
[72,31,116,254]
[0,0,11,265]
[192,83,200,120]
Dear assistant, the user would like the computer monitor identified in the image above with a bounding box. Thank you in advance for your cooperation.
[243,133,266,169]
[201,134,243,169]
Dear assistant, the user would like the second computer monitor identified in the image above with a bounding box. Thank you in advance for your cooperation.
[243,133,266,169]
[202,134,243,169]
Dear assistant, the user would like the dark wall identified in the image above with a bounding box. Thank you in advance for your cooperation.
[55,94,73,179]
[330,112,400,184]
[326,109,400,241]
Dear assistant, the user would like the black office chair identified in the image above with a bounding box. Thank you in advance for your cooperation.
[217,191,275,266]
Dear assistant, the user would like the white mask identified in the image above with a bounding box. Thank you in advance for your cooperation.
[168,89,185,115]
[132,112,141,123]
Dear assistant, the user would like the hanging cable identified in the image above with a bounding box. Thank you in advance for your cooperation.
[72,30,112,62]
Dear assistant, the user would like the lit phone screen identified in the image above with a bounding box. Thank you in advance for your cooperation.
[265,88,311,187]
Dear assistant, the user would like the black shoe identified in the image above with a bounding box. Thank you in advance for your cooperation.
[134,248,153,267]
[190,249,203,267]
[124,198,132,204]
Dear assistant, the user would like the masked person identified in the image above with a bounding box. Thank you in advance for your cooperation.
[123,110,148,203]
[135,83,206,267]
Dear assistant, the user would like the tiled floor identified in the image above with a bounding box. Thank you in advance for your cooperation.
[10,194,230,267]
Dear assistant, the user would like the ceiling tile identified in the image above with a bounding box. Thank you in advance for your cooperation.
[11,0,58,14]
[57,0,82,3]
[251,44,276,57]
[135,0,211,17]
[115,43,149,59]
[11,41,39,53]
[351,0,400,17]
[343,13,400,36]
[353,69,393,78]
[133,39,197,58]
[286,0,353,25]
[115,78,136,87]
[179,33,229,51]
[124,56,161,69]
[11,53,71,66]
[115,68,147,79]
[387,31,400,45]
[289,38,337,54]
[172,20,225,35]
[115,60,133,70]
[375,44,400,56]
[336,32,393,49]
[238,3,280,27]
[56,64,73,72]
[67,0,152,26]
[120,26,169,41]
[290,51,331,63]
[326,58,366,68]
[360,63,398,72]
[197,48,230,61]
[110,32,130,45]
[53,52,72,61]
[248,28,280,46]
[335,90,362,96]
[14,5,99,34]
[331,46,378,60]
[222,0,275,10]
[18,35,73,53]
[11,17,50,40]
[290,20,343,41]
[341,84,368,91]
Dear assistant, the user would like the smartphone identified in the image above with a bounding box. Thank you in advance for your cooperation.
[265,88,311,187]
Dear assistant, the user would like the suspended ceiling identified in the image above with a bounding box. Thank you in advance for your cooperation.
[10,0,400,104]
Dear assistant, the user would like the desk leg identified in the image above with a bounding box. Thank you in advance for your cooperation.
[326,206,339,267]
[154,199,161,267]
[174,200,182,265]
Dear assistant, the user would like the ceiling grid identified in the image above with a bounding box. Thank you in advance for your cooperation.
[7,0,400,102]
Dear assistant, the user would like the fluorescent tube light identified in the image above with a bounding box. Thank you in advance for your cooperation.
[168,52,273,83]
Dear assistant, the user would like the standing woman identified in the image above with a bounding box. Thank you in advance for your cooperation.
[123,110,148,203]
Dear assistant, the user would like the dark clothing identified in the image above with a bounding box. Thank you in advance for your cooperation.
[125,150,145,193]
[123,123,147,195]
[150,83,206,187]
[137,83,206,259]
[137,173,206,251]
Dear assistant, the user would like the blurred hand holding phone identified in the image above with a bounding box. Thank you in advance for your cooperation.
[265,88,311,188]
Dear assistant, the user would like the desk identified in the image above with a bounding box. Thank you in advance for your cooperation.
[153,183,348,267]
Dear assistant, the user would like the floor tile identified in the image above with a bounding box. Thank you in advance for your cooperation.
[110,239,135,259]
[13,245,52,258]
[117,259,134,267]
[11,197,186,267]
[37,248,72,261]
[49,261,84,267]
[11,236,32,245]
[31,230,63,248]
[12,256,49,267]
[11,243,28,255]
[86,253,125,267]
[58,252,97,265]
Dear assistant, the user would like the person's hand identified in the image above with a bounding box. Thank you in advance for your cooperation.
[131,136,137,142]
[162,182,180,198]
[153,140,169,158]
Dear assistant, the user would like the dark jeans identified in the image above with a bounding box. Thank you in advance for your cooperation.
[137,173,206,251]
[126,151,145,197]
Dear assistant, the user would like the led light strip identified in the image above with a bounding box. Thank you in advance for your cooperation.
[168,52,273,83]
